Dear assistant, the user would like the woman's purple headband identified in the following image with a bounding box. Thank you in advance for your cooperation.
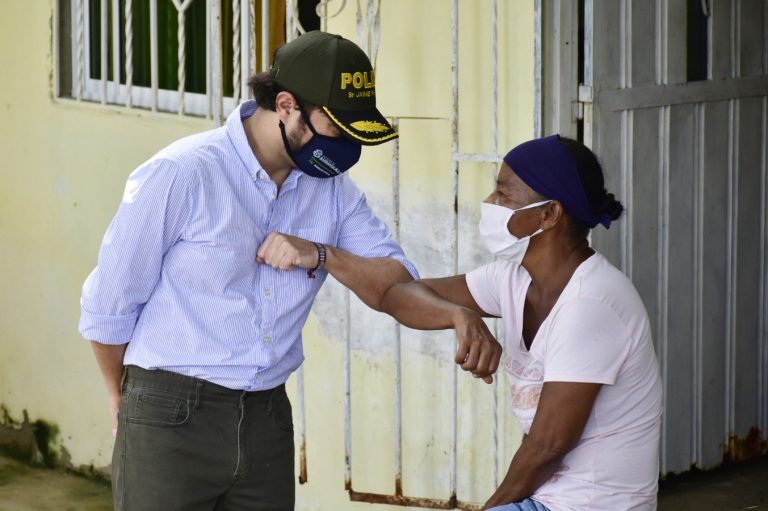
[503,135,612,229]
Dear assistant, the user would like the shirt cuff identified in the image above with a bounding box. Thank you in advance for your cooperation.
[79,308,138,345]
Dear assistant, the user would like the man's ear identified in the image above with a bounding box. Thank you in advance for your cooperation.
[275,91,298,122]
[541,200,565,230]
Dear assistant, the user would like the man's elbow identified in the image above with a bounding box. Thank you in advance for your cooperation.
[377,266,414,312]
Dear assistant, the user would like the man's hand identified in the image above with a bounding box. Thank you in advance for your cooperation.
[256,232,318,271]
[451,307,502,383]
[90,341,127,437]
[108,394,121,438]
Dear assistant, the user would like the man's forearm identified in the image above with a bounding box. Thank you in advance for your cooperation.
[90,341,128,396]
[323,245,413,312]
[379,281,467,330]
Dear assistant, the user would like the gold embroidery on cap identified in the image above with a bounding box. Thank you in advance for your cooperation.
[322,107,397,143]
[339,71,376,90]
[350,120,389,133]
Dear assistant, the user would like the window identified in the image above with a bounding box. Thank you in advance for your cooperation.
[57,0,320,117]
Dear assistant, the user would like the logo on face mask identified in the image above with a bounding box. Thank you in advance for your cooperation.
[309,151,341,175]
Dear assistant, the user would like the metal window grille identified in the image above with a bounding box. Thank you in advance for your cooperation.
[58,0,281,123]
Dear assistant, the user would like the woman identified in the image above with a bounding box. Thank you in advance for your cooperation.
[381,135,662,511]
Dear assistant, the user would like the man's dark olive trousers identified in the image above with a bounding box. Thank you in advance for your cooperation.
[113,365,295,511]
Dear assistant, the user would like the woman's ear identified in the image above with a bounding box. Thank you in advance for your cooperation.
[541,200,565,230]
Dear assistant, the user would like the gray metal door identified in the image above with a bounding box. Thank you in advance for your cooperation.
[582,0,768,474]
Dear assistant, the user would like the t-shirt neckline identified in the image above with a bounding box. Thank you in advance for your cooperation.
[515,251,601,353]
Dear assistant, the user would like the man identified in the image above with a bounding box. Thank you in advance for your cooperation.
[80,31,419,511]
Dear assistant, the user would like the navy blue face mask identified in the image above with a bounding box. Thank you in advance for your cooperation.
[279,106,361,178]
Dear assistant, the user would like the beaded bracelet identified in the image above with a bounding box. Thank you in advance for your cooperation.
[307,242,326,278]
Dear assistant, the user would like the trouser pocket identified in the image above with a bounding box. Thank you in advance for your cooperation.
[127,386,193,427]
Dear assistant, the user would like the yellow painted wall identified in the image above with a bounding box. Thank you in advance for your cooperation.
[0,1,534,509]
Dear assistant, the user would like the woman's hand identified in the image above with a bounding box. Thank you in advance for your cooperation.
[451,307,502,383]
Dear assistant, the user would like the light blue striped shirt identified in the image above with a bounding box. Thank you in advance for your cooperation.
[79,100,418,391]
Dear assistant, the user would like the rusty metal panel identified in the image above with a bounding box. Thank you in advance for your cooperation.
[589,108,623,266]
[627,108,662,339]
[629,0,656,87]
[665,103,697,471]
[699,100,730,468]
[761,97,768,452]
[733,96,764,438]
[591,0,621,90]
[587,0,768,475]
[738,0,766,78]
[710,0,734,80]
[665,0,687,85]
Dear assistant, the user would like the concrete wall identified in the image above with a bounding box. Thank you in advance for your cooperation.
[0,1,535,508]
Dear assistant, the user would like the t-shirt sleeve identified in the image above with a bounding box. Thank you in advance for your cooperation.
[543,298,632,385]
[465,261,510,317]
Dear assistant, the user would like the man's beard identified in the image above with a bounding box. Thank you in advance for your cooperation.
[286,115,308,153]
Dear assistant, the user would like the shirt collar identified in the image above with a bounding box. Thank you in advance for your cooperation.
[227,100,304,184]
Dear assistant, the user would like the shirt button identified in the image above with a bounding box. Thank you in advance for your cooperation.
[263,336,271,344]
[259,173,267,180]
[270,195,277,201]
[264,289,271,296]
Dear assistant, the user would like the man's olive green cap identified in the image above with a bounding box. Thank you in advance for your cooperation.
[270,31,397,145]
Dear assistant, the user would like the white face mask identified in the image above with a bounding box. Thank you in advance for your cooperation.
[478,200,551,262]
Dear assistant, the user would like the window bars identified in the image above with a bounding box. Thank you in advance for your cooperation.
[64,0,269,121]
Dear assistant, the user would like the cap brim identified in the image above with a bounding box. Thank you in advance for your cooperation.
[322,106,398,146]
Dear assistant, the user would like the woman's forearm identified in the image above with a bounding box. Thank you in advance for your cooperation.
[483,436,566,508]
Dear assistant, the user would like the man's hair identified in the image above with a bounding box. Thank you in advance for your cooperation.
[247,72,317,112]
